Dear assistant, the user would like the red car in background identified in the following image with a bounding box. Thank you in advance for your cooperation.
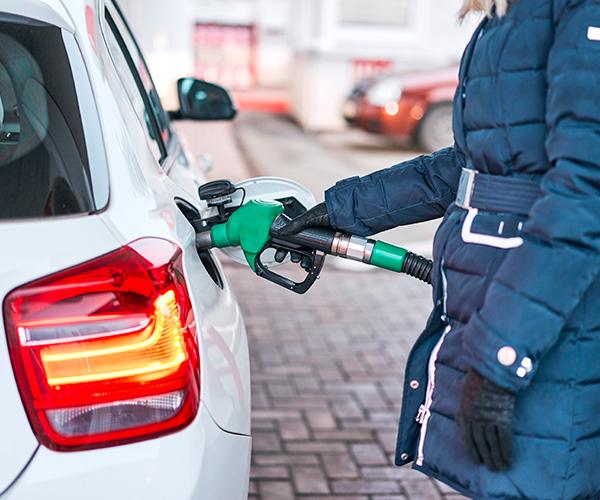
[344,67,459,152]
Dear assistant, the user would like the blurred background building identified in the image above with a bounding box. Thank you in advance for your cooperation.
[118,0,476,130]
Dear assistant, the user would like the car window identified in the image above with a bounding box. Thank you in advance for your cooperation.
[111,1,173,147]
[0,14,101,219]
[104,8,166,163]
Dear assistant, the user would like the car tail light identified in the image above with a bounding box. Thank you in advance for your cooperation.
[4,238,200,451]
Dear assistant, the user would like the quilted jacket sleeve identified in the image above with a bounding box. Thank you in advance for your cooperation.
[461,0,600,392]
[324,145,466,236]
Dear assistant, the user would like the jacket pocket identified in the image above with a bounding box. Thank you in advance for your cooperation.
[460,209,525,249]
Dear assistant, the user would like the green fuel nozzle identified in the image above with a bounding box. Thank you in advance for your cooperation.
[195,199,432,294]
[209,199,284,271]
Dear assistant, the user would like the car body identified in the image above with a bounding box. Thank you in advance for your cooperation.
[343,67,458,152]
[0,1,250,498]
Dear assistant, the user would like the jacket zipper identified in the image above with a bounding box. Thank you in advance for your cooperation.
[415,324,451,466]
[415,260,450,467]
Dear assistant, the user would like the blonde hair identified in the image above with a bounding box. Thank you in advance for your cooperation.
[459,0,509,18]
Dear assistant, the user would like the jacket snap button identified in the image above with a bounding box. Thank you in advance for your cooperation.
[410,380,420,390]
[497,346,517,366]
[400,453,409,461]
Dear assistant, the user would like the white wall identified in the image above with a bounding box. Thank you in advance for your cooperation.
[119,0,195,109]
[254,0,292,88]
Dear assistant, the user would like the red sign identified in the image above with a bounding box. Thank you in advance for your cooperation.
[352,59,394,83]
[194,23,256,90]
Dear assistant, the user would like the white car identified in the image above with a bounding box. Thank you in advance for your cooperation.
[0,1,252,498]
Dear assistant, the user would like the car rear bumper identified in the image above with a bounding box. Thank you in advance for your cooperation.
[3,403,251,500]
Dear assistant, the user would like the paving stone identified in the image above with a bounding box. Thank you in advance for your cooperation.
[350,443,389,466]
[285,442,347,454]
[258,481,295,500]
[253,432,283,452]
[341,420,399,431]
[303,497,368,500]
[339,356,369,375]
[267,382,296,399]
[376,430,399,454]
[372,496,408,500]
[305,409,337,430]
[276,396,330,409]
[259,349,285,364]
[250,466,290,479]
[322,453,359,479]
[264,365,314,375]
[292,466,330,494]
[254,454,320,466]
[252,390,272,410]
[249,480,258,494]
[368,411,400,423]
[361,466,421,481]
[300,495,369,500]
[316,366,345,382]
[252,420,277,431]
[313,430,373,442]
[403,479,444,499]
[294,375,322,392]
[252,409,303,420]
[332,399,364,420]
[332,480,402,495]
[279,419,310,440]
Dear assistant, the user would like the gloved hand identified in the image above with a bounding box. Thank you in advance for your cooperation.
[275,202,330,236]
[456,369,516,471]
[274,248,313,270]
[274,202,331,269]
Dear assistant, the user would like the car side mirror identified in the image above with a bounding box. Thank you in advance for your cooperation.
[172,78,237,121]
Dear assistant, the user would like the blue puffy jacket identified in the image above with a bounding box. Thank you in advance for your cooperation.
[325,1,600,498]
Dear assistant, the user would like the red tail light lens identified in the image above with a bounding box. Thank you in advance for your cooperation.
[4,238,200,451]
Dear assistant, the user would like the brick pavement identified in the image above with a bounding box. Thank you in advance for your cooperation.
[223,263,469,500]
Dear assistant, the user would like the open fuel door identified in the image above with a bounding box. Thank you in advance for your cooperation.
[199,176,317,268]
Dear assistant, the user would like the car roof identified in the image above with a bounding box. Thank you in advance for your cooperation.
[0,0,93,32]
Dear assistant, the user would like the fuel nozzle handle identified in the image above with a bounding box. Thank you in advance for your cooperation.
[270,216,433,285]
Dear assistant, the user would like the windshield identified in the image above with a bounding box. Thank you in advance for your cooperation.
[0,15,101,219]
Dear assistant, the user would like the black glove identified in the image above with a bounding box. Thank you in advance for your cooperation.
[273,203,331,269]
[456,369,516,471]
[275,202,330,236]
[274,248,313,270]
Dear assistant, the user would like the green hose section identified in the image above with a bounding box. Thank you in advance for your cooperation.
[370,240,407,273]
[210,200,284,271]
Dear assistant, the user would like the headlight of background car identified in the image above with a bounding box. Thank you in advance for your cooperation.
[343,100,358,118]
[365,77,403,107]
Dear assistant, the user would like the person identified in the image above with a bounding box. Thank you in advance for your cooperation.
[278,0,600,498]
